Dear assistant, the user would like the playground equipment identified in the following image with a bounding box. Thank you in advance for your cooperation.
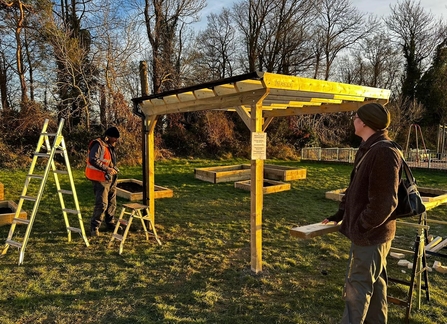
[405,124,429,163]
[437,125,447,160]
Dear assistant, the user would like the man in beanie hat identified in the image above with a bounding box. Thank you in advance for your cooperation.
[85,126,121,237]
[322,102,401,323]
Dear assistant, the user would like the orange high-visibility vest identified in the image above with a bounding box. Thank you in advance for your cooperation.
[85,138,112,181]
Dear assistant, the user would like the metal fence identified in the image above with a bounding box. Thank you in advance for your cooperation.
[301,147,447,170]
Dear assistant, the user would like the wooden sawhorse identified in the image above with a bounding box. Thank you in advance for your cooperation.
[108,203,161,254]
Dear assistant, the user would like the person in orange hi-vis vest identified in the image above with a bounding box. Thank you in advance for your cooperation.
[85,126,120,237]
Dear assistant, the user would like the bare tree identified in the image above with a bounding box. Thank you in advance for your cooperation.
[232,0,279,72]
[312,0,374,80]
[188,8,239,82]
[335,19,401,94]
[0,0,34,103]
[386,0,443,101]
[139,0,205,93]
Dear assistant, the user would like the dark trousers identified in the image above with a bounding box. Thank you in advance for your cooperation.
[90,178,117,231]
[341,241,391,324]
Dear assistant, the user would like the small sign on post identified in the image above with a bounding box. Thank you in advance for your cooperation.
[251,132,266,160]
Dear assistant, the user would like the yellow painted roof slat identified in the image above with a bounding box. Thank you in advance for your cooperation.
[194,89,215,99]
[177,92,196,101]
[310,98,342,104]
[235,80,264,92]
[214,84,237,96]
[163,95,180,104]
[151,98,165,106]
[333,94,365,102]
[265,101,322,108]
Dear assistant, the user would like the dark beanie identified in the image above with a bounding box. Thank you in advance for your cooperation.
[357,103,390,130]
[105,126,120,138]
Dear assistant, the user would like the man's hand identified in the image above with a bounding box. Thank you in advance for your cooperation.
[107,167,118,175]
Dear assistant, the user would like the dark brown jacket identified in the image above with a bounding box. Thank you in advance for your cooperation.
[338,131,401,246]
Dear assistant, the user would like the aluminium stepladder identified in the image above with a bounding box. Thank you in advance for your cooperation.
[2,118,89,265]
[108,202,161,255]
[387,212,430,324]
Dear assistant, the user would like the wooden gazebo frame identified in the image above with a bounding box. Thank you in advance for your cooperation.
[131,71,391,273]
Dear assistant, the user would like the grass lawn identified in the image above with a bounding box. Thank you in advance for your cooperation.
[0,159,446,324]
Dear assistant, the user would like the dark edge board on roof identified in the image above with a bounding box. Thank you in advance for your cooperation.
[131,71,263,104]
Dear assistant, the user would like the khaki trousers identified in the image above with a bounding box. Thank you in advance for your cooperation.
[341,241,391,324]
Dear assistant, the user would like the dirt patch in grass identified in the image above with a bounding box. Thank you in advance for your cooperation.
[117,182,142,192]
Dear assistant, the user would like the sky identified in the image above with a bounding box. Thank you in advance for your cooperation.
[193,0,447,31]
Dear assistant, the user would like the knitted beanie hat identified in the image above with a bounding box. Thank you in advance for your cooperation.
[105,126,120,138]
[357,103,390,130]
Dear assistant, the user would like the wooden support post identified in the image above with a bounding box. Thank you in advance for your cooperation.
[143,116,158,225]
[250,101,265,274]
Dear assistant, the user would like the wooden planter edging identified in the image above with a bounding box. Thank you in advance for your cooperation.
[234,179,291,194]
[0,182,4,200]
[0,200,27,227]
[116,179,173,201]
[194,164,251,183]
[325,187,447,211]
[194,164,307,183]
[264,164,307,181]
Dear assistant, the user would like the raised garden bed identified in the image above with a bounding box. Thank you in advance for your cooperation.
[234,179,291,194]
[194,164,307,183]
[0,200,27,227]
[264,164,307,181]
[194,164,251,183]
[116,179,173,201]
[325,187,447,211]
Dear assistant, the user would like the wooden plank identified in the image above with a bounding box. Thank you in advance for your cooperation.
[425,236,442,251]
[0,200,28,227]
[429,238,447,253]
[264,164,307,181]
[290,222,340,239]
[234,179,291,194]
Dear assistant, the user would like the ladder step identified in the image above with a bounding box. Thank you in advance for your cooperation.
[41,132,57,136]
[27,174,44,179]
[53,170,68,175]
[118,219,128,226]
[13,218,30,225]
[5,240,22,249]
[62,208,80,215]
[67,226,82,234]
[34,152,50,157]
[112,234,124,241]
[58,189,73,195]
[20,195,37,202]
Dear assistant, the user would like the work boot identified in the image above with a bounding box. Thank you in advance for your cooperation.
[90,228,100,237]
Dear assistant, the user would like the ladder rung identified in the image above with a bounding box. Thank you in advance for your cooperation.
[53,170,68,175]
[5,240,22,249]
[20,195,37,202]
[55,150,64,154]
[387,296,408,307]
[67,226,82,233]
[112,234,124,241]
[13,218,30,225]
[118,219,128,226]
[41,132,57,136]
[34,152,50,157]
[58,189,73,195]
[27,174,44,179]
[62,208,80,215]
